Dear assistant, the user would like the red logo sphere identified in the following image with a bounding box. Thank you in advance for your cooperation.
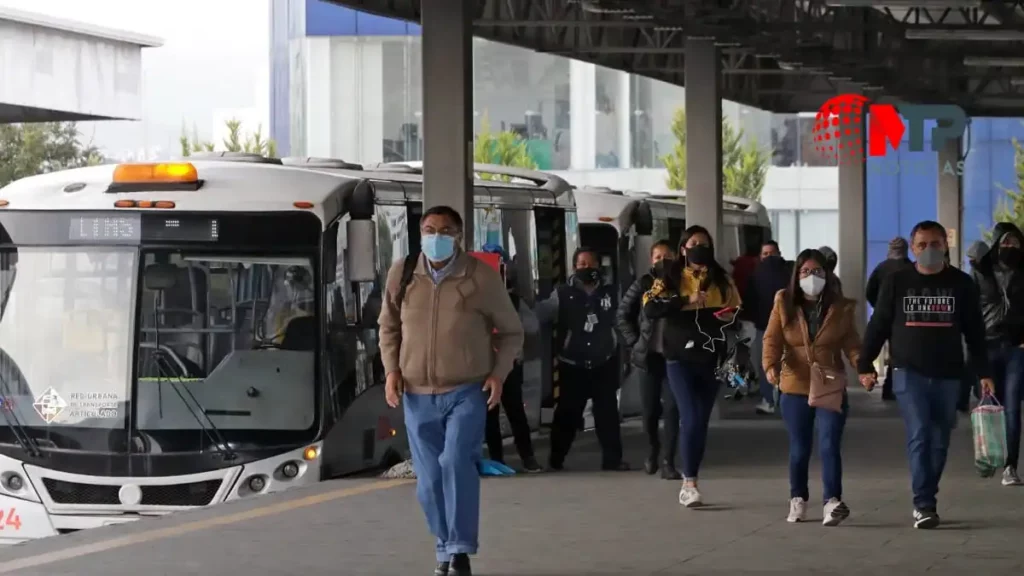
[813,94,868,165]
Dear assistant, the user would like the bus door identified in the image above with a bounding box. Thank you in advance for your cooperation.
[534,207,569,426]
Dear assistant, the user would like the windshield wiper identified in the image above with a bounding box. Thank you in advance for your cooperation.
[0,372,41,458]
[151,354,237,461]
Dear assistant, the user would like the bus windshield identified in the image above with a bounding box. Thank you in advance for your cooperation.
[0,247,136,441]
[134,250,317,453]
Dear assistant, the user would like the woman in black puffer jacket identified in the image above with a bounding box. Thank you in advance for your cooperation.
[616,240,680,479]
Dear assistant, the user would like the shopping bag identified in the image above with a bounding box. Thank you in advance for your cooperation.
[971,394,1007,478]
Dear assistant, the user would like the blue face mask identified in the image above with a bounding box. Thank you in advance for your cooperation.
[421,234,456,262]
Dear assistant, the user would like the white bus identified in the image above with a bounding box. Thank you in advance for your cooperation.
[566,186,773,421]
[0,154,576,541]
[372,165,773,424]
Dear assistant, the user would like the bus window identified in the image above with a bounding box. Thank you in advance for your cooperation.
[533,208,567,299]
[668,218,686,251]
[741,224,768,257]
[651,217,670,244]
[564,210,579,274]
[374,205,411,287]
[475,207,502,250]
[579,223,619,288]
[501,208,535,303]
[721,225,742,267]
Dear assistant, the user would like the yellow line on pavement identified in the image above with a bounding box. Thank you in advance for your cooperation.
[0,479,413,574]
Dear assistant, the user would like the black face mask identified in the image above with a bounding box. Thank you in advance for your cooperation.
[651,260,672,278]
[576,267,601,285]
[686,245,713,267]
[1000,247,1022,267]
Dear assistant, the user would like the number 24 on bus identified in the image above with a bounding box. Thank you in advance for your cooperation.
[0,509,22,531]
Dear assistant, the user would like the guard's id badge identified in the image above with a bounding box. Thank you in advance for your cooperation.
[584,312,598,333]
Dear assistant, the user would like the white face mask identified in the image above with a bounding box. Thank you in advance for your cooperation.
[799,274,826,297]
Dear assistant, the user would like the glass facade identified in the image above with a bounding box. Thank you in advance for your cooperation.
[381,37,422,162]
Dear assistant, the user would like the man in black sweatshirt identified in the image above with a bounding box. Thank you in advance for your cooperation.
[858,220,994,530]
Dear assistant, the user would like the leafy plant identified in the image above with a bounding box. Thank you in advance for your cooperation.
[180,119,277,158]
[473,114,537,181]
[662,108,771,200]
[988,135,1024,242]
[0,122,104,187]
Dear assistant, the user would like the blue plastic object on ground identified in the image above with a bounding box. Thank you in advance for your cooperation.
[478,459,516,476]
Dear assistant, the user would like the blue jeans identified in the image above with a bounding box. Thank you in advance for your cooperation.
[892,368,960,511]
[404,383,487,562]
[665,360,720,479]
[989,344,1024,469]
[780,392,847,502]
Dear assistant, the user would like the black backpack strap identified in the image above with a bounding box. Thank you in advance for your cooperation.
[395,253,419,309]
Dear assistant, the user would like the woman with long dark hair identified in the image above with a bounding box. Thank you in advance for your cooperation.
[762,249,861,526]
[643,225,741,507]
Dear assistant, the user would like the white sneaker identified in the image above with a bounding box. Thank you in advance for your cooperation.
[1002,466,1022,486]
[787,497,807,523]
[755,400,775,415]
[678,483,703,508]
[822,498,850,526]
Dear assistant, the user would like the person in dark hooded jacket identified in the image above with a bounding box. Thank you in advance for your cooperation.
[819,246,842,294]
[972,222,1024,486]
[616,240,680,479]
[743,240,791,415]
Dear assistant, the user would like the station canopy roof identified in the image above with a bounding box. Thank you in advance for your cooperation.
[332,0,1024,117]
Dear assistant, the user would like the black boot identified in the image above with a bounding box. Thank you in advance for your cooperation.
[644,448,659,475]
[449,553,472,576]
[660,459,681,480]
[434,561,449,576]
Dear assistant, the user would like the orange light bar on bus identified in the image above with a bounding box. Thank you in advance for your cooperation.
[597,216,614,222]
[303,446,320,461]
[293,201,314,209]
[0,200,9,208]
[112,162,198,184]
[113,200,176,209]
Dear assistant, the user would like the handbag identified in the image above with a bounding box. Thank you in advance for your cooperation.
[799,309,847,413]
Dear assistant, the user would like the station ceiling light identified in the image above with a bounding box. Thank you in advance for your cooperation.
[826,0,981,7]
[906,28,1024,41]
[964,56,1024,67]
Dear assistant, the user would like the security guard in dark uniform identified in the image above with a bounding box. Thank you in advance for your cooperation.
[535,247,629,471]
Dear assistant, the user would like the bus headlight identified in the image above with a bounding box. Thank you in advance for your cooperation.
[281,462,299,479]
[3,473,23,492]
[247,475,267,493]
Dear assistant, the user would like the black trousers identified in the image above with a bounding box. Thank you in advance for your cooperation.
[639,352,678,463]
[549,357,623,468]
[485,363,535,462]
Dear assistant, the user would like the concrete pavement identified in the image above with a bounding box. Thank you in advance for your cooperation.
[0,389,1020,575]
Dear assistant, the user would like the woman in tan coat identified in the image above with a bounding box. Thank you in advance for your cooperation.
[762,248,862,527]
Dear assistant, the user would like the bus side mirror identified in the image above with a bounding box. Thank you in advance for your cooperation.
[346,219,377,283]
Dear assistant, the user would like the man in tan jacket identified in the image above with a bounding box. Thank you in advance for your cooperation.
[378,205,523,576]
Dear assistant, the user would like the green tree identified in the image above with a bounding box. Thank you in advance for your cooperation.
[988,136,1024,242]
[179,118,278,158]
[662,108,771,201]
[473,115,537,181]
[0,122,104,187]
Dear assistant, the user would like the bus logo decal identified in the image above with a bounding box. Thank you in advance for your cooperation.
[32,387,68,424]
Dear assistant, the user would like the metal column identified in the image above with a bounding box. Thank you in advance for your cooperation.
[937,137,963,267]
[421,0,474,242]
[684,38,723,249]
[838,106,867,333]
